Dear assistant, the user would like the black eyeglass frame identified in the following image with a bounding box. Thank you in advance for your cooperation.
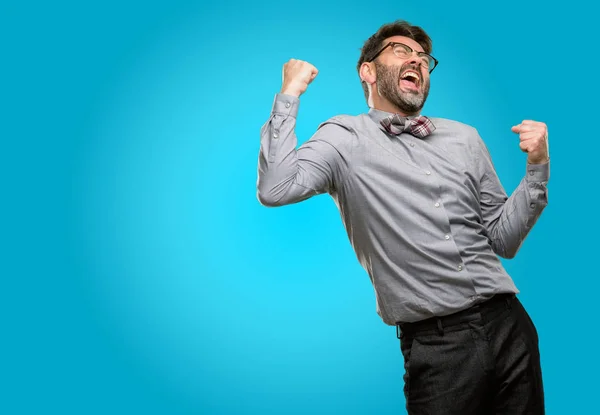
[367,42,439,73]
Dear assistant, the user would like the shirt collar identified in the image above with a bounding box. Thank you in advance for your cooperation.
[367,107,423,125]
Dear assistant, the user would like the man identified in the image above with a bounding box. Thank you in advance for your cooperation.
[256,20,548,414]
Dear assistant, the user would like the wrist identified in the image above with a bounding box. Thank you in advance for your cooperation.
[280,88,301,98]
[527,156,549,165]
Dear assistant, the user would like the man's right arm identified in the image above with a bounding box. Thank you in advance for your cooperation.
[257,59,352,207]
[256,93,351,207]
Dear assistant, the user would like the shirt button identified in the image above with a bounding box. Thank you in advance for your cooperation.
[529,170,534,176]
[285,102,291,108]
[434,202,440,208]
[458,264,463,271]
[410,143,415,147]
[273,132,279,138]
[529,203,535,209]
[425,170,431,175]
[444,234,450,240]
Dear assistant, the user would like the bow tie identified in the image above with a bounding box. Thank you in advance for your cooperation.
[380,114,436,139]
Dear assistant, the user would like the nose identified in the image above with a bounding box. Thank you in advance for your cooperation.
[407,52,425,67]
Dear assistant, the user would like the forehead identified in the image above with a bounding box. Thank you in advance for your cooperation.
[382,36,424,53]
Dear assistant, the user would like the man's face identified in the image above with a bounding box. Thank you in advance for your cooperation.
[373,36,431,114]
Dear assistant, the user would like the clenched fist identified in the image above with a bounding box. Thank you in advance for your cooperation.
[511,120,549,164]
[280,59,318,98]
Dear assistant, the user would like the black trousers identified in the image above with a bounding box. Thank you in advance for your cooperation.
[397,294,544,414]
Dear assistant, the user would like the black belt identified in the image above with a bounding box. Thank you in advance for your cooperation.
[396,293,516,339]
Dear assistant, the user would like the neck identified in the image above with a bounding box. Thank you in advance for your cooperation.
[369,95,419,117]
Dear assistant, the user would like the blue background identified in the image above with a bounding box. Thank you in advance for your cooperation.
[3,1,597,413]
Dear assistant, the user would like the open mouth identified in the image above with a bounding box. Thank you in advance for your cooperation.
[399,70,421,91]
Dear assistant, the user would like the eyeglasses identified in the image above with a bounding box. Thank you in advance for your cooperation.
[368,42,439,73]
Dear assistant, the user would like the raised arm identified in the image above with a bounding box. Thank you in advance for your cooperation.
[257,59,352,207]
[477,122,550,259]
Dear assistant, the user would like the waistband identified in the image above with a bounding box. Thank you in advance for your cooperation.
[396,293,516,339]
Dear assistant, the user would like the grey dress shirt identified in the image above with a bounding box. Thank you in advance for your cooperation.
[257,93,549,325]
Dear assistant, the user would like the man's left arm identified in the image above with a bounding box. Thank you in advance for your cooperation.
[476,120,550,259]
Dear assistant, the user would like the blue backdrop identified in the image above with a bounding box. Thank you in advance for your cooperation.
[3,1,597,414]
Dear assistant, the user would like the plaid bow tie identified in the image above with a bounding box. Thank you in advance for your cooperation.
[380,114,436,139]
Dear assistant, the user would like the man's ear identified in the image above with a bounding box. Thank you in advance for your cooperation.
[360,62,376,85]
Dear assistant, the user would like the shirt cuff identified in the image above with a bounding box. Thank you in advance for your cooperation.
[272,93,300,118]
[525,160,550,183]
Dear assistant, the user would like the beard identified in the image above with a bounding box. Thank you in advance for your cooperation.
[374,61,430,114]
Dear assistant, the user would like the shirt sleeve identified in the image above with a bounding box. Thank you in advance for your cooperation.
[475,131,550,259]
[256,93,353,207]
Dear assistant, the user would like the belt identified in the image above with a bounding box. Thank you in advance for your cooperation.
[396,293,516,339]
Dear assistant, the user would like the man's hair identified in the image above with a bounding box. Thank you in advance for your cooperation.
[357,20,433,102]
